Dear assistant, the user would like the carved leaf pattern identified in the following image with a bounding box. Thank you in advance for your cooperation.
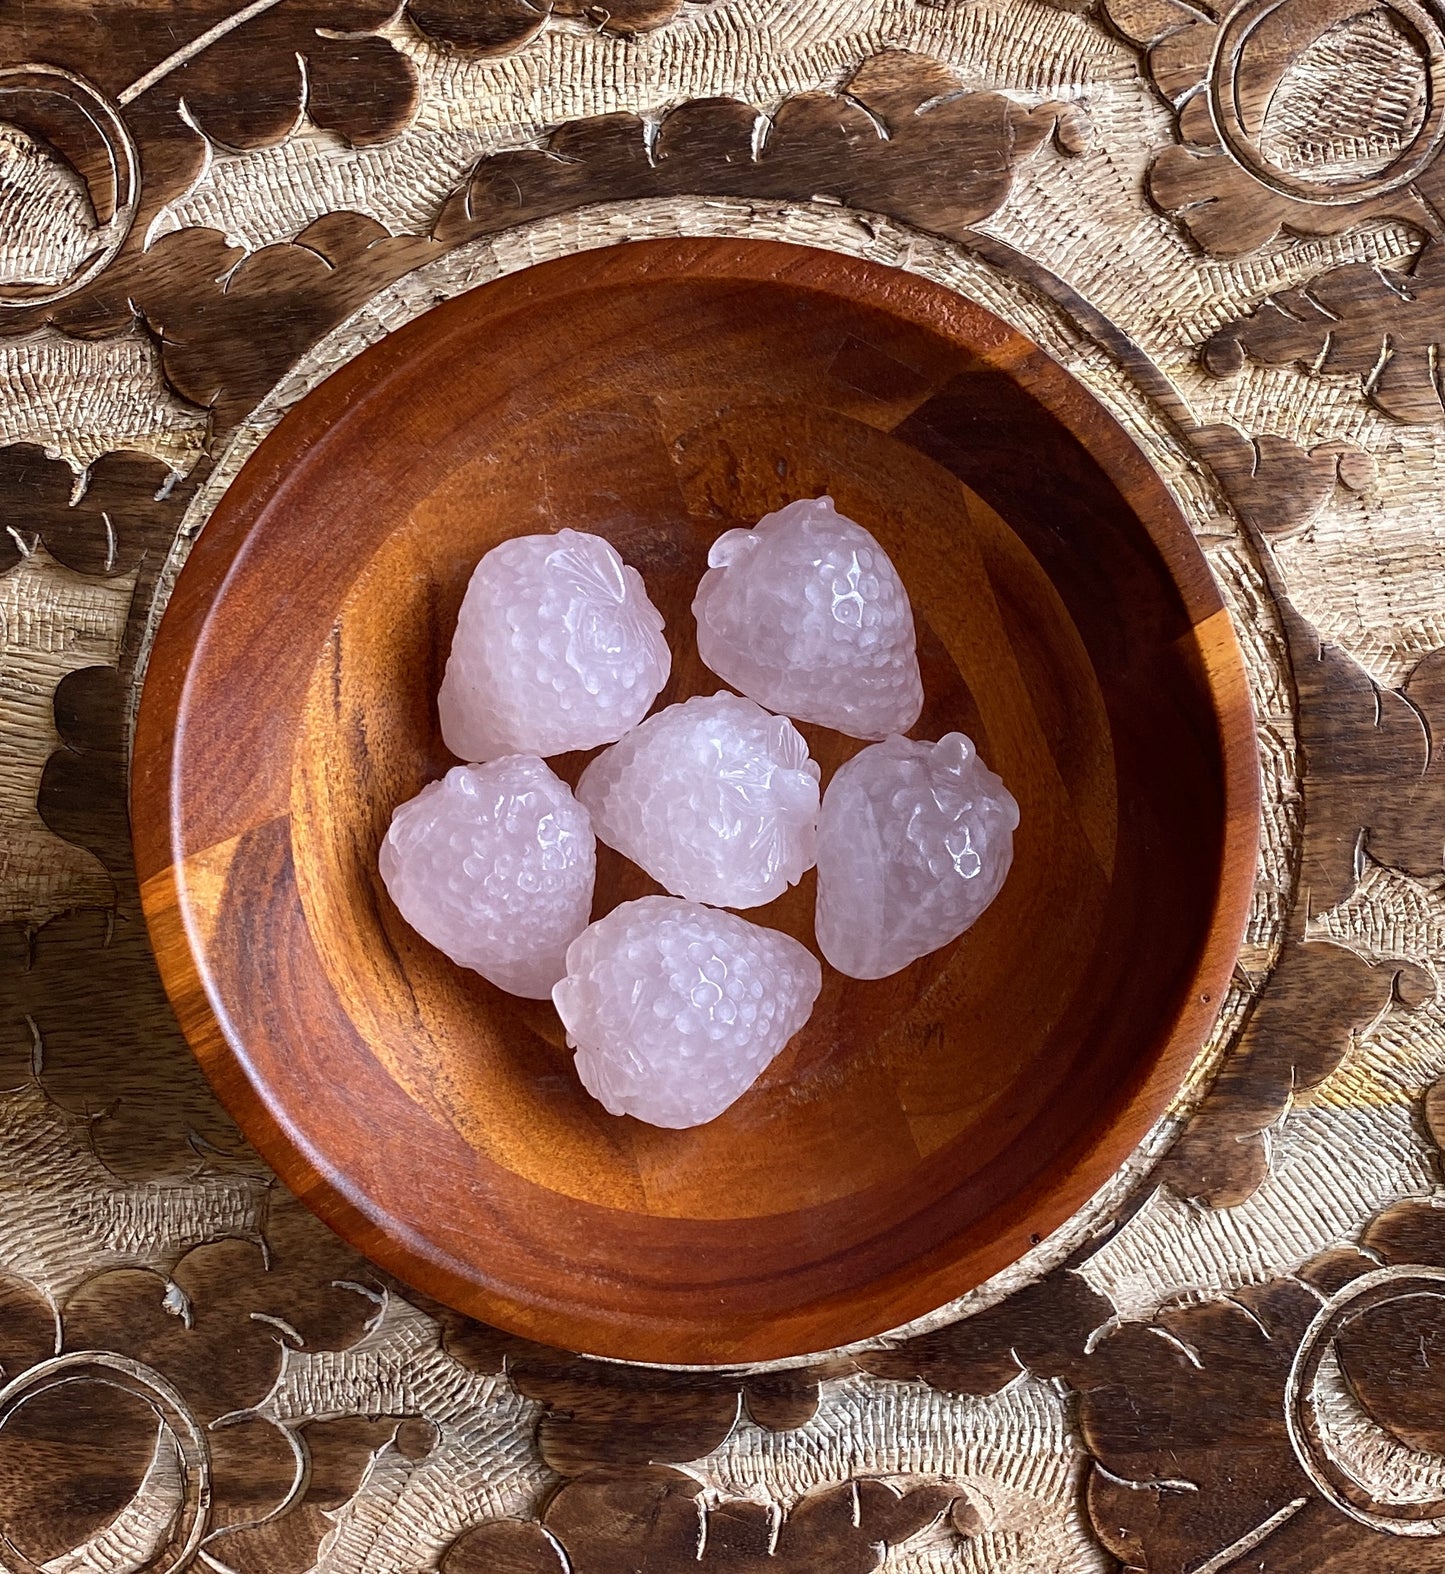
[1081,856,1445,1334]
[0,2,415,282]
[0,0,707,336]
[168,1,417,152]
[0,445,177,580]
[6,1,1445,1572]
[1104,0,1444,257]
[448,1472,960,1573]
[0,1067,267,1326]
[435,52,1088,251]
[0,55,1085,460]
[0,547,139,928]
[1189,423,1376,539]
[408,0,708,54]
[217,1296,1102,1574]
[1204,250,1445,423]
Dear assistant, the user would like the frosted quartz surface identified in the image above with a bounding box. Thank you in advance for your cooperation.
[553,897,823,1128]
[815,733,1019,980]
[692,495,923,740]
[576,692,820,909]
[438,529,670,762]
[379,757,596,999]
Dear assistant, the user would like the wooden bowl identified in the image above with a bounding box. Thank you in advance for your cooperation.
[134,238,1259,1365]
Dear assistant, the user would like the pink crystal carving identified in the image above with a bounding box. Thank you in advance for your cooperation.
[576,692,820,909]
[691,496,923,740]
[379,756,596,999]
[553,896,823,1127]
[438,529,670,762]
[815,733,1019,980]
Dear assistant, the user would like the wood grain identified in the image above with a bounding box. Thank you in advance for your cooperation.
[132,237,1259,1363]
[7,0,1445,1565]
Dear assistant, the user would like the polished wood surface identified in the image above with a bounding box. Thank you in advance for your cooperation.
[132,237,1259,1363]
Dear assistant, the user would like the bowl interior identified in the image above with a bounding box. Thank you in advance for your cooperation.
[134,238,1257,1363]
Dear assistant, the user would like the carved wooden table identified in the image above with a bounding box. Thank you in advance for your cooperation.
[4,1,1445,1569]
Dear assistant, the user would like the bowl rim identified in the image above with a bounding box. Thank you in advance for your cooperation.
[132,235,1261,1364]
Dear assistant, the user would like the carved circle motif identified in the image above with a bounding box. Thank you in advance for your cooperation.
[1287,1265,1445,1534]
[0,65,138,307]
[1209,0,1445,203]
[0,1350,210,1570]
